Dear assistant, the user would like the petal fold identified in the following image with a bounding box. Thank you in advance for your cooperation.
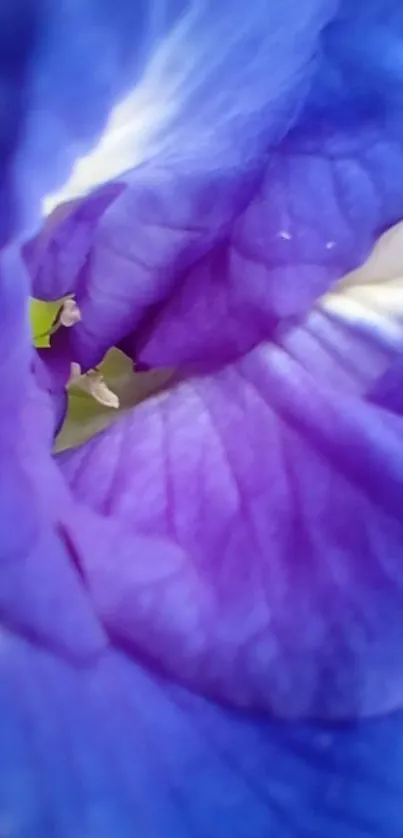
[58,342,403,719]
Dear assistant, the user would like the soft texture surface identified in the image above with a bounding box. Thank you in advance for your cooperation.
[2,1,403,835]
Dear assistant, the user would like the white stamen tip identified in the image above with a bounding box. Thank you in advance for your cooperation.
[86,372,120,409]
[68,362,82,383]
[60,299,81,328]
[278,230,292,241]
[67,366,120,409]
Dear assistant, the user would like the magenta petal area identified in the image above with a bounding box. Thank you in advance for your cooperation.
[57,342,403,720]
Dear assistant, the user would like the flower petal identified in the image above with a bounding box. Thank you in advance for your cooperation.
[26,0,336,370]
[2,3,403,836]
[58,341,403,719]
[278,219,403,403]
[26,2,403,374]
[0,368,106,660]
[0,631,402,838]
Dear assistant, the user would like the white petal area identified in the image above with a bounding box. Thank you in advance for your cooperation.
[322,280,403,349]
[41,0,331,217]
[41,83,173,218]
[41,8,197,216]
[281,223,403,397]
[321,221,403,346]
[339,222,403,287]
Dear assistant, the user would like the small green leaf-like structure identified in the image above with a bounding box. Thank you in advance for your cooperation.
[29,298,174,452]
[29,297,64,348]
[55,350,174,453]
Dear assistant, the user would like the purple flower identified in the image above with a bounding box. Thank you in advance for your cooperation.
[2,2,403,836]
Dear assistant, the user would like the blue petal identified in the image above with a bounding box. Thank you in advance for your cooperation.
[0,632,403,838]
[369,358,403,413]
[25,0,403,378]
[2,3,403,837]
[25,0,336,370]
